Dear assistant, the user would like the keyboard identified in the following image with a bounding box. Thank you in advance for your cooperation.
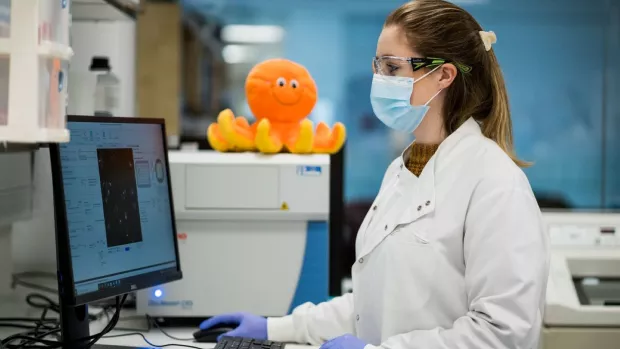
[215,337,286,349]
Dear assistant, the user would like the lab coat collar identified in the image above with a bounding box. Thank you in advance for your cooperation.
[356,118,482,259]
[397,117,481,225]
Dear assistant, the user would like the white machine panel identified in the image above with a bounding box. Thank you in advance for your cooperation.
[544,211,620,247]
[185,165,280,209]
[542,211,620,328]
[168,151,330,221]
[137,219,309,317]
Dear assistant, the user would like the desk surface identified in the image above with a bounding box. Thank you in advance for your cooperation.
[0,293,314,349]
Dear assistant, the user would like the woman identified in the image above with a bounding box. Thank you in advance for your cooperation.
[200,1,549,348]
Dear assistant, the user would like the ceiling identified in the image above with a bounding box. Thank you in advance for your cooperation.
[183,0,487,17]
[72,0,140,21]
[181,0,494,25]
[182,0,608,20]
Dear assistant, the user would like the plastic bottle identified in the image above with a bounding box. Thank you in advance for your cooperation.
[90,57,120,117]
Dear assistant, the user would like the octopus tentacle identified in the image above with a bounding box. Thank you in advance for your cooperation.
[255,119,284,153]
[313,122,346,154]
[217,109,256,151]
[286,119,314,154]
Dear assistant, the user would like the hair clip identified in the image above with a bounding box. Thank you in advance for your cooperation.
[479,31,497,51]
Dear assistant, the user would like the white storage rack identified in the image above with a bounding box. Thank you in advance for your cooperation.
[0,0,73,143]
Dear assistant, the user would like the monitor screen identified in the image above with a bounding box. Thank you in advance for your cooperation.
[52,116,181,304]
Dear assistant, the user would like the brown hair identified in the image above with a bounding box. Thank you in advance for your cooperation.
[385,0,529,167]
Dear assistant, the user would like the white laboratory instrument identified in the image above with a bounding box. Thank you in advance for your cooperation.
[0,153,33,296]
[136,151,331,319]
[541,211,620,349]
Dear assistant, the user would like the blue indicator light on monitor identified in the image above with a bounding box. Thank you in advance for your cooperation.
[154,289,163,298]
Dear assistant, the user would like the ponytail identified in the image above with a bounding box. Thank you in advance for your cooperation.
[481,52,531,167]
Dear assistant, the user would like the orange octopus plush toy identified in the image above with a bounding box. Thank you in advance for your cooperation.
[207,58,346,154]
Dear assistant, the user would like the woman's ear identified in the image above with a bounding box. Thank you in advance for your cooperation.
[438,63,458,89]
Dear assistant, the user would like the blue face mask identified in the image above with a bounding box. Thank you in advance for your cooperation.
[370,67,442,133]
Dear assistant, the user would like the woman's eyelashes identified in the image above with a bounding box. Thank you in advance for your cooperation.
[387,64,399,75]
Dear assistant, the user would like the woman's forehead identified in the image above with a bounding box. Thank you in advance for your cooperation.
[376,25,419,57]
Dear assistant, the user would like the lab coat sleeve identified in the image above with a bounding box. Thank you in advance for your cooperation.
[375,185,548,349]
[267,293,355,345]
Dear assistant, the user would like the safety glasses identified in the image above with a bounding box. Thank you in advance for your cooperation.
[372,56,472,76]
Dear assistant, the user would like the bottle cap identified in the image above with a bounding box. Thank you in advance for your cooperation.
[90,57,111,71]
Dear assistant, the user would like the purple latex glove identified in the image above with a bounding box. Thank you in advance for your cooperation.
[199,312,267,341]
[320,334,368,349]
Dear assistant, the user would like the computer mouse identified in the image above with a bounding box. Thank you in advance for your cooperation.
[193,325,235,343]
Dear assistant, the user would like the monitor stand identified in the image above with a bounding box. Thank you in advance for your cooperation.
[59,299,147,349]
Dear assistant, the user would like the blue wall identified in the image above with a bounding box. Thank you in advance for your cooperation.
[473,7,607,208]
[605,1,620,208]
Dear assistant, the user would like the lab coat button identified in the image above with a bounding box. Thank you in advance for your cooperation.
[373,205,377,211]
[426,200,431,206]
[417,205,422,211]
[400,164,404,169]
[356,314,360,321]
[358,258,364,263]
[384,224,388,230]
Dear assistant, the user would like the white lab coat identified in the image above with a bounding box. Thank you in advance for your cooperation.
[268,118,550,349]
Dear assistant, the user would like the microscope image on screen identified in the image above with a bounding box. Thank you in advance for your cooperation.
[97,148,144,247]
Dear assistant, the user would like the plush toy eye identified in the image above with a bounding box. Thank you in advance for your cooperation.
[276,77,286,87]
[290,79,299,89]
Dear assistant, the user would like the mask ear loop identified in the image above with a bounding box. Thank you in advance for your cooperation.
[415,64,444,106]
[414,64,442,83]
[424,88,443,106]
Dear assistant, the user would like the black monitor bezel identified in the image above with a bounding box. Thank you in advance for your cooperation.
[50,115,183,306]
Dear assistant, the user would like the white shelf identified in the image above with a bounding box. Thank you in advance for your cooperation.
[0,0,73,144]
[0,40,72,59]
[0,127,70,143]
[38,41,74,60]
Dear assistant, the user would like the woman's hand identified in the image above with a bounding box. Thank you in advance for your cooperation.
[199,312,267,341]
[319,334,368,349]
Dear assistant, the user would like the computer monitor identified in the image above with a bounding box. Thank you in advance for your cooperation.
[49,115,183,346]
